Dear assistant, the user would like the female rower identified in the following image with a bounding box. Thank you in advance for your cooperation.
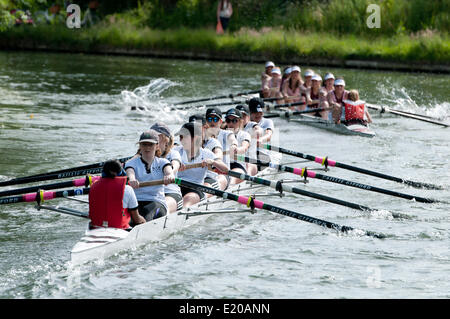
[327,77,349,123]
[125,130,175,221]
[301,69,314,90]
[150,122,183,214]
[282,66,304,109]
[174,122,228,207]
[323,73,335,93]
[280,66,292,96]
[342,89,372,126]
[268,67,284,104]
[189,114,227,192]
[224,108,256,181]
[261,61,274,98]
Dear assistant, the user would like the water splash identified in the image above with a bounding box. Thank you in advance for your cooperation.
[120,78,186,123]
[373,82,450,120]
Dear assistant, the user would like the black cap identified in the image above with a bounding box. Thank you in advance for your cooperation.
[150,122,171,137]
[175,122,202,138]
[138,129,159,144]
[205,107,222,119]
[188,114,206,125]
[235,104,249,115]
[248,97,264,113]
[225,108,242,118]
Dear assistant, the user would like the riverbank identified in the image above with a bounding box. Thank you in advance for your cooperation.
[1,24,449,73]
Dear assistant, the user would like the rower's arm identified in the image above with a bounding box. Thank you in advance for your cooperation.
[125,167,139,188]
[259,129,273,143]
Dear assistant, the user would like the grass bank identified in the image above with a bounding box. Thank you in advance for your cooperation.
[1,23,449,73]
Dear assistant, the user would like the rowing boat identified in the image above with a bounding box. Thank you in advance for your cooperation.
[70,152,283,265]
[283,112,376,138]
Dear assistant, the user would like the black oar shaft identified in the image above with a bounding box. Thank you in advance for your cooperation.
[227,168,372,211]
[174,90,261,105]
[262,144,443,190]
[0,187,90,205]
[175,178,384,239]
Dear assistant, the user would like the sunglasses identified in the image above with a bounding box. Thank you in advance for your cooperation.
[226,118,239,123]
[207,117,220,123]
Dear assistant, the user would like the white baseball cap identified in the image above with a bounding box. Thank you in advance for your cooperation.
[284,67,292,75]
[271,67,281,75]
[324,73,335,80]
[265,61,275,68]
[334,78,346,86]
[312,74,322,82]
[291,66,301,73]
[304,70,314,77]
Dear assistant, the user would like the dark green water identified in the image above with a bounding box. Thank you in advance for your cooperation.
[0,51,449,298]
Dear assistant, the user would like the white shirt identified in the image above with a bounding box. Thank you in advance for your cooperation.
[203,137,222,179]
[258,117,274,132]
[123,185,138,210]
[217,129,237,167]
[164,149,182,196]
[124,156,170,209]
[174,145,218,185]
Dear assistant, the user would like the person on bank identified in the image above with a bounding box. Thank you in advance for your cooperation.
[125,130,175,221]
[89,159,146,230]
[217,0,233,32]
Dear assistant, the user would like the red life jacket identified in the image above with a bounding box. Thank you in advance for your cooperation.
[344,100,365,122]
[89,176,130,229]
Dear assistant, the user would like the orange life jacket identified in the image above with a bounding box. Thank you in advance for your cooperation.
[89,176,130,229]
[344,100,365,122]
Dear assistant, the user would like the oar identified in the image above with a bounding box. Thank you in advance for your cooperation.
[0,156,133,187]
[236,156,443,204]
[270,101,306,109]
[0,187,90,205]
[262,144,443,190]
[170,96,282,111]
[174,178,386,239]
[264,108,332,119]
[0,175,101,198]
[366,104,449,127]
[173,89,262,106]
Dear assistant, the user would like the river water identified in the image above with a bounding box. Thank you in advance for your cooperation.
[0,51,449,299]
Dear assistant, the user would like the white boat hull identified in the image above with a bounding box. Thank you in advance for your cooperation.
[70,153,282,265]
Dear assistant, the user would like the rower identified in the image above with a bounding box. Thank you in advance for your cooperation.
[305,74,329,120]
[150,122,183,214]
[281,65,304,109]
[174,122,228,207]
[205,107,239,189]
[323,73,335,93]
[301,69,314,90]
[124,130,175,221]
[89,160,146,230]
[224,108,255,181]
[268,67,283,104]
[342,89,373,126]
[261,61,275,98]
[189,114,227,191]
[248,97,274,164]
[328,77,349,124]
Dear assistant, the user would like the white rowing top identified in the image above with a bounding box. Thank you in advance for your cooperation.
[174,145,218,185]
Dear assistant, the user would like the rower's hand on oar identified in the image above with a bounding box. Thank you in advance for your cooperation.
[202,159,214,168]
[164,174,175,185]
[178,163,186,172]
[128,179,140,189]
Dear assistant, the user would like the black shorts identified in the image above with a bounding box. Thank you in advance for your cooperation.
[137,200,167,222]
[165,192,183,211]
[180,186,206,201]
[230,161,247,174]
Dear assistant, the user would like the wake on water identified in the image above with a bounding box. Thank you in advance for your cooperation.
[120,78,187,123]
[372,82,450,120]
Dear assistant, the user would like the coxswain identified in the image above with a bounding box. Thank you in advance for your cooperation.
[224,108,255,181]
[150,122,183,214]
[89,159,146,230]
[261,61,275,98]
[174,122,228,207]
[342,90,372,126]
[327,77,349,123]
[125,130,175,221]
